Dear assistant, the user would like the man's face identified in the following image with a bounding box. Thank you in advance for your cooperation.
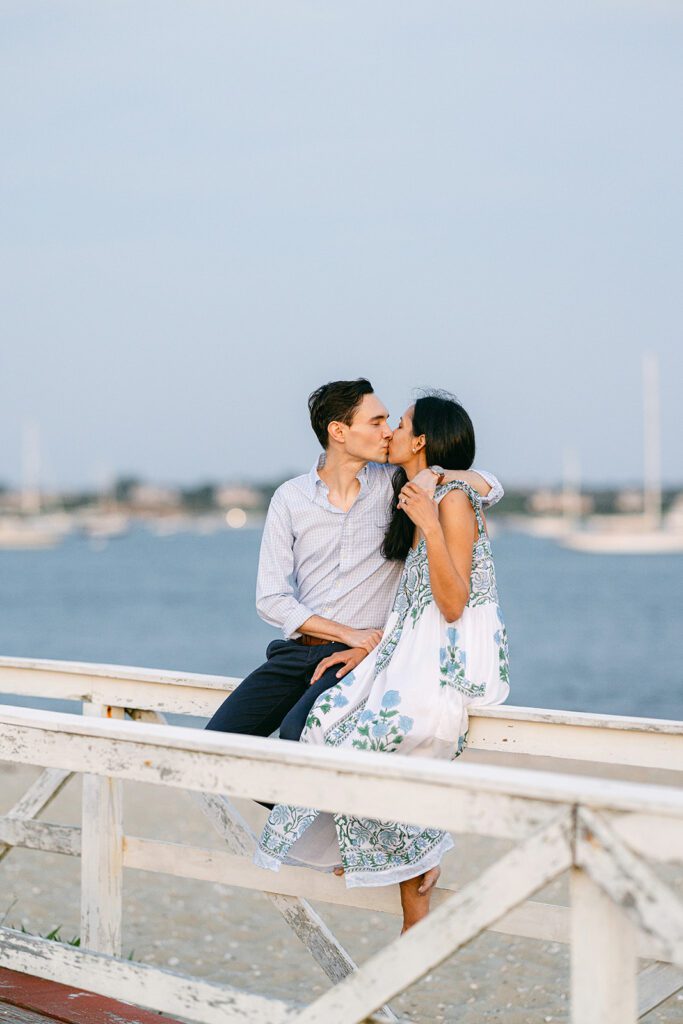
[340,393,393,463]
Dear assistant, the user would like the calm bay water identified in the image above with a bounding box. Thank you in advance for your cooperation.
[0,525,681,721]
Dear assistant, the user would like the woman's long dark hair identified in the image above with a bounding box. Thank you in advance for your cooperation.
[381,391,476,561]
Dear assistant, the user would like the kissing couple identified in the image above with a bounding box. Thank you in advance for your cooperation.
[207,378,509,933]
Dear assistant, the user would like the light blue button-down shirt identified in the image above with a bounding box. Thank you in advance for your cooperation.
[256,460,503,639]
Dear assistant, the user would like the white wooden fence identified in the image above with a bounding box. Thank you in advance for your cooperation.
[0,655,682,1023]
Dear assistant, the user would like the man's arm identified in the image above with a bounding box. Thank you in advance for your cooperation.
[294,614,383,652]
[414,468,504,507]
[256,492,383,649]
[255,491,316,639]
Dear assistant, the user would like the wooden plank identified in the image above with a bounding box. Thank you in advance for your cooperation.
[2,657,683,770]
[0,819,79,857]
[0,927,291,1024]
[0,821,669,962]
[120,834,670,961]
[3,657,682,732]
[570,867,637,1024]
[0,657,237,692]
[0,1003,56,1024]
[575,808,683,966]
[0,708,564,837]
[4,708,683,825]
[637,962,683,1018]
[471,703,683,735]
[608,812,683,863]
[148,701,372,1002]
[193,790,396,1020]
[467,714,683,771]
[192,794,384,1007]
[0,659,236,717]
[294,813,573,1024]
[0,965,183,1024]
[80,704,123,957]
[0,769,72,864]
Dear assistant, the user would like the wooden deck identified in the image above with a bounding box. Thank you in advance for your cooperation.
[0,968,181,1024]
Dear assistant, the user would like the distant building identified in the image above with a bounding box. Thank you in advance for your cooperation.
[215,484,262,510]
[615,489,645,513]
[128,484,182,510]
[527,489,594,516]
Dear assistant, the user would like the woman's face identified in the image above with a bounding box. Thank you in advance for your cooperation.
[388,405,420,465]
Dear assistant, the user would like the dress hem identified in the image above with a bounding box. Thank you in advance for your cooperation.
[253,834,454,889]
[341,833,454,888]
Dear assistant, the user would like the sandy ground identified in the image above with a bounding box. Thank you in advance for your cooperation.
[1,756,682,1024]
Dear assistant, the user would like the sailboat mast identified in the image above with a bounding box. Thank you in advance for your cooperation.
[21,421,42,516]
[642,352,661,525]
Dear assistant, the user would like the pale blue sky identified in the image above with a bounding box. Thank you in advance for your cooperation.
[1,1,681,489]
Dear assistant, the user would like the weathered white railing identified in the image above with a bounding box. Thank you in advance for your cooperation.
[0,655,682,1024]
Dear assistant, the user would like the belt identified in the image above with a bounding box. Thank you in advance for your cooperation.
[294,634,331,647]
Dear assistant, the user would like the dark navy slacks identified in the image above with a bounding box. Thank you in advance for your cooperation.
[205,639,350,741]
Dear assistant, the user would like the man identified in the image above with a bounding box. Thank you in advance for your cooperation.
[206,378,502,741]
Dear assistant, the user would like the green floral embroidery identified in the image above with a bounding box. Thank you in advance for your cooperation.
[372,616,406,677]
[333,815,446,873]
[259,804,317,858]
[439,627,486,696]
[305,672,357,731]
[469,538,499,606]
[373,541,434,677]
[326,707,364,747]
[494,611,510,687]
[351,690,414,752]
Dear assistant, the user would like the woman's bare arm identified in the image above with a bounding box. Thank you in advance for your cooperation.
[423,491,476,621]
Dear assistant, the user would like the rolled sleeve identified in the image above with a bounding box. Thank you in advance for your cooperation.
[281,603,316,641]
[255,491,315,639]
[475,471,504,508]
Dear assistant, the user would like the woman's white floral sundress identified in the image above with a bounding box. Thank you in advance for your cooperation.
[254,481,510,888]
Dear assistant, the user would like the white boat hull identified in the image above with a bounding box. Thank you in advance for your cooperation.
[560,531,683,554]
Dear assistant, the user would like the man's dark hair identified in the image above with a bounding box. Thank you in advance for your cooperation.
[308,378,374,448]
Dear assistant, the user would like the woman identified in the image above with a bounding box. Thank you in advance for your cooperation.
[254,392,510,933]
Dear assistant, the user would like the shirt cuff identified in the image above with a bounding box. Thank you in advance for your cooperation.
[475,471,504,508]
[282,604,316,641]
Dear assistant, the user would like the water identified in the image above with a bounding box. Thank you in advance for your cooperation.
[0,526,681,721]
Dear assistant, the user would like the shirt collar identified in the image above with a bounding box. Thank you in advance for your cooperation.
[307,453,371,501]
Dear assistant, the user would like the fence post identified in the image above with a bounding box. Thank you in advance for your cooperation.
[570,866,637,1024]
[80,703,124,956]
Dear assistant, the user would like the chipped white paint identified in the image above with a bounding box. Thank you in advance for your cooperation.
[128,710,394,1017]
[607,811,683,863]
[0,817,80,856]
[194,793,363,986]
[570,867,637,1024]
[0,821,673,964]
[294,815,574,1024]
[467,710,683,770]
[0,766,72,863]
[575,808,683,966]
[1,658,682,1023]
[3,706,683,825]
[1,655,682,768]
[80,703,124,957]
[0,925,291,1024]
[193,791,397,1020]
